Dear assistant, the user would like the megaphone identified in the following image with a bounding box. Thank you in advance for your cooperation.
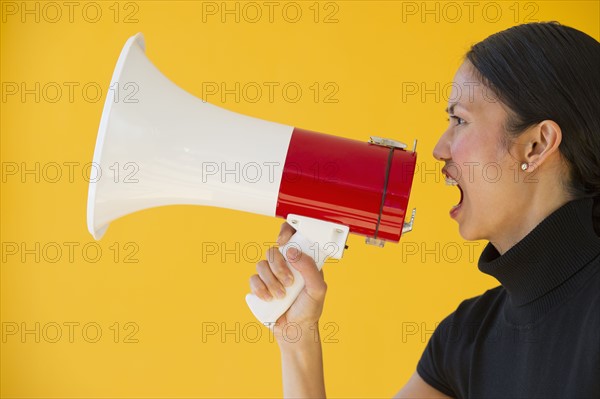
[87,33,417,326]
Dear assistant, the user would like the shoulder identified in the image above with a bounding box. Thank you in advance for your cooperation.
[421,286,507,349]
[416,287,507,396]
[457,285,505,311]
[571,258,600,322]
[442,286,506,327]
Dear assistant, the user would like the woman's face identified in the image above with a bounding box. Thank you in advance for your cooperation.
[433,61,527,247]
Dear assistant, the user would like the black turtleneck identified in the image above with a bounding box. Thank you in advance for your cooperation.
[417,198,600,398]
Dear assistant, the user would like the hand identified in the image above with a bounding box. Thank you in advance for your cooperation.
[249,222,328,343]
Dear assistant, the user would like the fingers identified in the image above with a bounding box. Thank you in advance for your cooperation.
[249,229,297,302]
[256,259,287,300]
[277,222,296,246]
[286,247,327,302]
[249,274,273,301]
[251,222,329,305]
[266,247,294,287]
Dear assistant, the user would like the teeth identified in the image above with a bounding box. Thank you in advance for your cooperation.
[445,177,458,186]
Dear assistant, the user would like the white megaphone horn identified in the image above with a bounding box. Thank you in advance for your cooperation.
[87,33,417,327]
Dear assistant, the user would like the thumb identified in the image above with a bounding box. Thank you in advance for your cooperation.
[286,247,326,299]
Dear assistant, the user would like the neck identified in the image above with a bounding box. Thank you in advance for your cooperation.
[490,186,573,255]
[478,197,600,323]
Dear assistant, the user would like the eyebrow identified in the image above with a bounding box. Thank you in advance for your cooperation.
[445,102,468,114]
[444,104,457,114]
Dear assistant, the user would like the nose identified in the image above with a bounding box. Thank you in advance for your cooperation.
[433,127,452,161]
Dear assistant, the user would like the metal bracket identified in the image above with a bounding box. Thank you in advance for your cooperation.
[369,136,407,149]
[365,237,386,248]
[365,208,416,247]
[402,208,416,234]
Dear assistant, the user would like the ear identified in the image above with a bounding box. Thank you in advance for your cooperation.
[518,120,562,173]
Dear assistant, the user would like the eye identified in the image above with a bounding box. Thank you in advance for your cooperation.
[448,115,465,126]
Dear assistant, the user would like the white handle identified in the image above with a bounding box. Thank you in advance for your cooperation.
[245,231,326,327]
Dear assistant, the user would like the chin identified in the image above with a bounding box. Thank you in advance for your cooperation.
[457,223,482,242]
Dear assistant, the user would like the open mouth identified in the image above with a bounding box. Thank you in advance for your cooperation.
[443,170,464,216]
[445,176,463,205]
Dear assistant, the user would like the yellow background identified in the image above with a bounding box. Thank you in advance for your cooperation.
[1,1,598,397]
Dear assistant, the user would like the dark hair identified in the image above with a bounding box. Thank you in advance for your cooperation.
[466,22,600,235]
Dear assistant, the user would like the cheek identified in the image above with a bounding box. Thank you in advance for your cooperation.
[449,136,486,180]
[451,131,505,183]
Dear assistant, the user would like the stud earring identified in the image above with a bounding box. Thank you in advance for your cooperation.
[521,162,529,171]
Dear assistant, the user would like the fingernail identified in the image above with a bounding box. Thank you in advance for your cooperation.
[263,292,273,301]
[283,275,293,287]
[287,247,298,258]
[275,288,286,299]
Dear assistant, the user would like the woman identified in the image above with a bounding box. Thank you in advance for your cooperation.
[249,22,600,397]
